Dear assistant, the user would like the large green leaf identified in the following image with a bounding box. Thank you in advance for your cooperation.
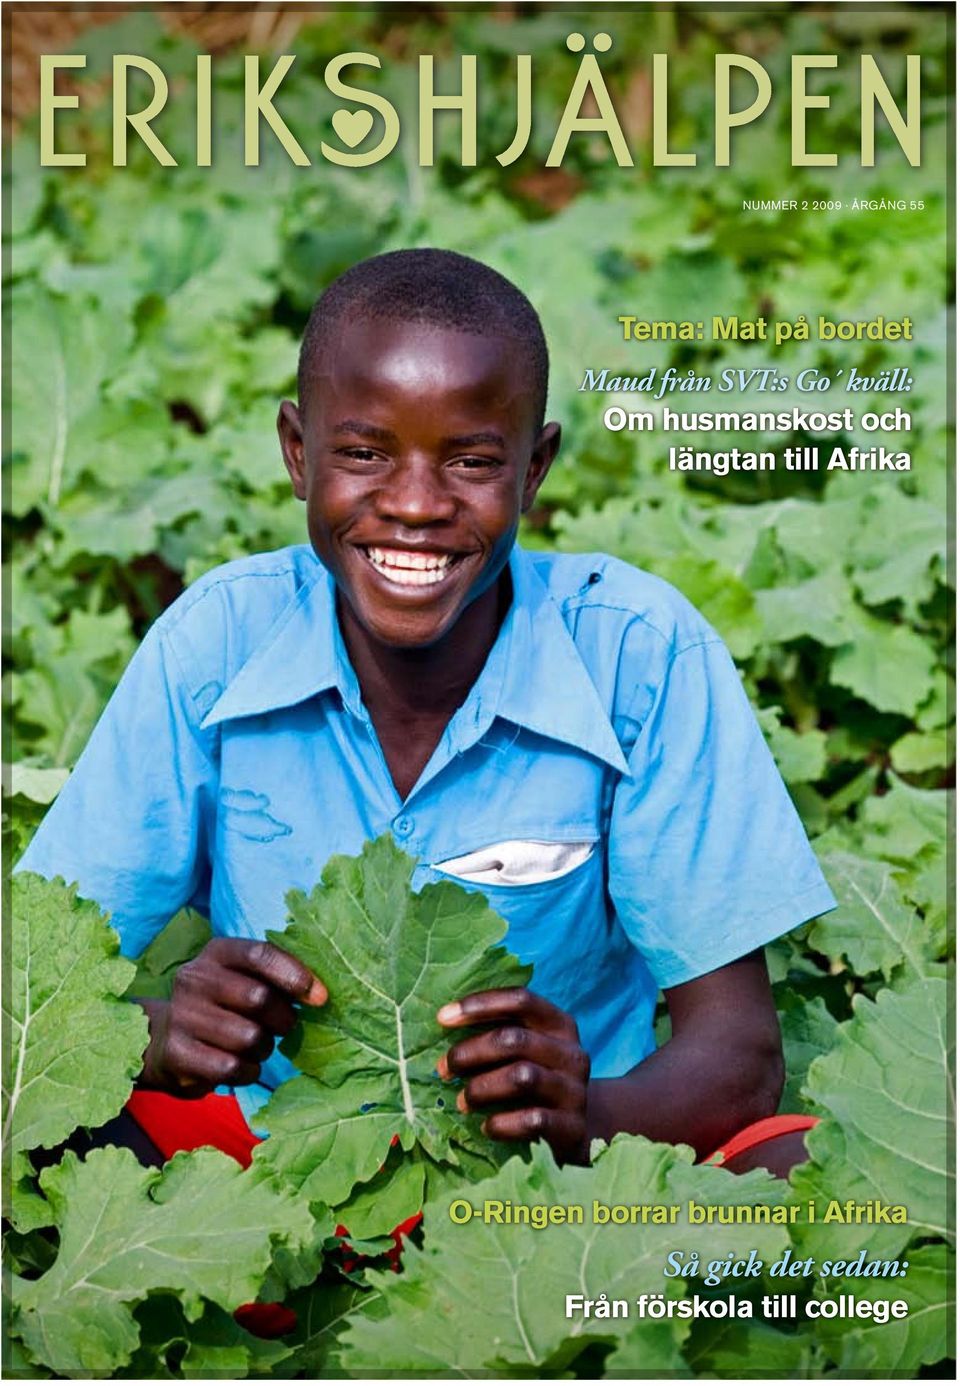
[899,848,949,957]
[256,835,531,1207]
[5,285,172,515]
[810,851,935,981]
[0,1332,51,1380]
[10,1147,311,1377]
[11,662,105,767]
[858,776,948,864]
[791,978,952,1262]
[766,496,861,580]
[8,1150,55,1234]
[755,576,859,648]
[829,614,938,717]
[890,727,953,773]
[337,1136,791,1376]
[330,1147,426,1241]
[848,490,948,614]
[916,671,954,732]
[809,1243,954,1376]
[49,470,231,567]
[3,874,148,1161]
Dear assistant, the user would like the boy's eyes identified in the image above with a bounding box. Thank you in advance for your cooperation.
[450,454,504,471]
[333,447,504,472]
[336,446,384,463]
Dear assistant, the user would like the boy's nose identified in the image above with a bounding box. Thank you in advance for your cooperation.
[375,461,457,526]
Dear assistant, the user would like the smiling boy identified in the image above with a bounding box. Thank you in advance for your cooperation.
[20,250,835,1174]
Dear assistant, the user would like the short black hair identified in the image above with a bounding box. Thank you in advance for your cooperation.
[297,248,549,428]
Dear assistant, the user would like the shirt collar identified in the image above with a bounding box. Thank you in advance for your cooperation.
[201,557,363,729]
[488,547,628,774]
[202,546,629,774]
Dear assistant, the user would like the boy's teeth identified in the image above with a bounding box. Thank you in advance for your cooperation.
[369,547,450,570]
[365,547,454,586]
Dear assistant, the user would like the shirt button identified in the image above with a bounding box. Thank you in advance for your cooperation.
[394,815,414,838]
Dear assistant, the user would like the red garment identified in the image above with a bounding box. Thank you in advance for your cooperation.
[126,1089,261,1167]
[702,1113,819,1166]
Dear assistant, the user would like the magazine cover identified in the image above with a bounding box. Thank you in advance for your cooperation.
[3,1,954,1379]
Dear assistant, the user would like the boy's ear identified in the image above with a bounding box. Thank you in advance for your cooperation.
[521,421,561,512]
[278,400,307,500]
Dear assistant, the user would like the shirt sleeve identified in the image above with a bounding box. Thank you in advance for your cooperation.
[16,622,217,958]
[607,637,836,989]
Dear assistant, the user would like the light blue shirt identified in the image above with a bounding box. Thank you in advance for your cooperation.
[20,544,835,1129]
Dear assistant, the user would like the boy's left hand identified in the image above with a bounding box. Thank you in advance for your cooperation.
[436,988,590,1164]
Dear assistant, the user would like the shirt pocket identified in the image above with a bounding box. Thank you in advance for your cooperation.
[433,839,610,1002]
[432,839,596,887]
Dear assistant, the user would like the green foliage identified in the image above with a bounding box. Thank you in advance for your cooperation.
[3,2,952,1378]
[10,1147,312,1377]
[256,836,530,1214]
[122,1296,295,1380]
[338,1138,789,1376]
[2,847,954,1379]
[0,874,322,1380]
[791,978,953,1262]
[3,875,148,1167]
[127,910,212,1002]
[275,1280,369,1378]
[775,990,837,1115]
[683,1317,826,1378]
[810,1243,954,1375]
[810,852,937,981]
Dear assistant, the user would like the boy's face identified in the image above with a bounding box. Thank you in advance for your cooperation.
[278,318,559,650]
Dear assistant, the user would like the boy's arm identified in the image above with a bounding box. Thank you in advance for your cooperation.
[438,949,783,1164]
[584,948,783,1156]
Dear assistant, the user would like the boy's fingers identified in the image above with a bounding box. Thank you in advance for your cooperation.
[443,1027,588,1080]
[186,1004,277,1062]
[481,1107,584,1148]
[437,988,576,1038]
[211,938,327,1005]
[459,1062,578,1112]
[162,1029,262,1089]
[209,973,298,1033]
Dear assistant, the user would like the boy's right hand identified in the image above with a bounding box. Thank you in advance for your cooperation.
[136,938,327,1097]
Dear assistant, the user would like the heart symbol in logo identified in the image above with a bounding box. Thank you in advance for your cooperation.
[332,109,374,148]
